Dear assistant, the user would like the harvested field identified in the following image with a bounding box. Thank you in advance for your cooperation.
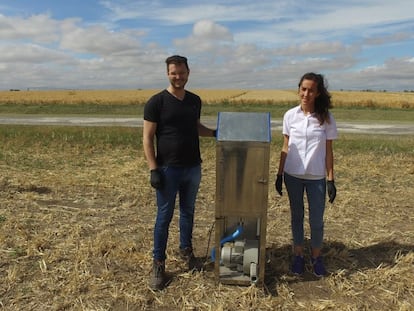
[0,127,413,310]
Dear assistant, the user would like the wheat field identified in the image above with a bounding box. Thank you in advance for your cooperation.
[1,89,414,108]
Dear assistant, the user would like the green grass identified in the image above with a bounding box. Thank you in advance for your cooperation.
[0,126,141,150]
[0,126,141,170]
[267,133,414,155]
[333,133,414,154]
[1,102,413,123]
[328,107,414,123]
[1,125,412,155]
[0,102,143,116]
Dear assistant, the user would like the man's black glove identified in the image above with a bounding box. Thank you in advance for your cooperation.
[275,174,283,196]
[327,180,336,203]
[150,168,163,189]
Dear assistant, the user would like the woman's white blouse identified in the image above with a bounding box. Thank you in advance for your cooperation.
[283,105,338,178]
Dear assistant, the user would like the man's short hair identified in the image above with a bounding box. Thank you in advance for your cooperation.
[165,55,189,71]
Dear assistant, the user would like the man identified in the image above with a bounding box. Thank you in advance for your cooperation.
[143,55,216,290]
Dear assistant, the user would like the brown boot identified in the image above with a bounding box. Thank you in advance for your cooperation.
[150,260,166,291]
[179,247,198,271]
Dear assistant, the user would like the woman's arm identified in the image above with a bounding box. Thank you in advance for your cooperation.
[277,135,289,175]
[326,139,334,180]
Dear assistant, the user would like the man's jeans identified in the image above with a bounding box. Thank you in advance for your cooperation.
[284,173,326,249]
[153,165,201,261]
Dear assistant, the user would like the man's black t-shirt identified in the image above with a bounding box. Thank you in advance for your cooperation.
[144,89,202,167]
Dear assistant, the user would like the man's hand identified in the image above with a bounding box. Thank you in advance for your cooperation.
[327,180,336,203]
[275,174,283,196]
[150,168,163,189]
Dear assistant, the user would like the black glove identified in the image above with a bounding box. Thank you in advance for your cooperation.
[150,168,163,189]
[327,180,336,203]
[275,174,283,196]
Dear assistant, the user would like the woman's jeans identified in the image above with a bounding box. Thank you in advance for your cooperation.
[284,173,326,249]
[153,165,201,261]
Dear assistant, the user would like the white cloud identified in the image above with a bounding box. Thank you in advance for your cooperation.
[276,42,348,56]
[60,25,141,55]
[0,44,69,63]
[0,13,61,43]
[0,11,168,89]
[363,32,413,46]
[100,1,290,25]
[0,1,413,90]
[174,20,233,54]
[192,20,232,41]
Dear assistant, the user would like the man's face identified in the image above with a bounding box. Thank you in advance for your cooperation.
[167,63,189,90]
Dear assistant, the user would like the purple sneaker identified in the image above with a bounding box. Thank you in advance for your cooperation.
[291,255,305,275]
[311,256,327,277]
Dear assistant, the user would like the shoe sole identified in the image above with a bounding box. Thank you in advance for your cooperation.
[313,271,328,277]
[290,270,304,276]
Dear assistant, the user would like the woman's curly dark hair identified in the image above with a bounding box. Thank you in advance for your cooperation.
[298,72,333,125]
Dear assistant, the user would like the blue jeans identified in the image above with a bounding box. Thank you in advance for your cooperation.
[153,165,201,261]
[284,173,326,249]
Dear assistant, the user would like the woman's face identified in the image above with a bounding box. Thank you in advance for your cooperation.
[298,79,319,109]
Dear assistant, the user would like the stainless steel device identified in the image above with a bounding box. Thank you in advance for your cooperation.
[213,112,271,286]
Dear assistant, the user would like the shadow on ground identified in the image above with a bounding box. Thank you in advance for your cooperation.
[264,240,414,296]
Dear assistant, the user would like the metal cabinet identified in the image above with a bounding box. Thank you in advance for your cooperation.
[214,112,271,286]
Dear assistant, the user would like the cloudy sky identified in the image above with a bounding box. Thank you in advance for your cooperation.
[1,0,413,91]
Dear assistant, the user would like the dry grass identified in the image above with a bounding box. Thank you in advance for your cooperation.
[0,128,413,310]
[1,89,414,108]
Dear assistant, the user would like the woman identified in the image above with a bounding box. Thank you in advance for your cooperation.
[275,72,337,277]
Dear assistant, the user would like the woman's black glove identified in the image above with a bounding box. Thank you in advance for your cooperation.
[275,174,283,196]
[327,180,336,203]
[150,168,163,189]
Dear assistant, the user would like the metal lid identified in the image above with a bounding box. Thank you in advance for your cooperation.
[216,112,271,142]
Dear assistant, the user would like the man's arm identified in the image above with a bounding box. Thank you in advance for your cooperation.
[197,119,216,137]
[143,120,158,170]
